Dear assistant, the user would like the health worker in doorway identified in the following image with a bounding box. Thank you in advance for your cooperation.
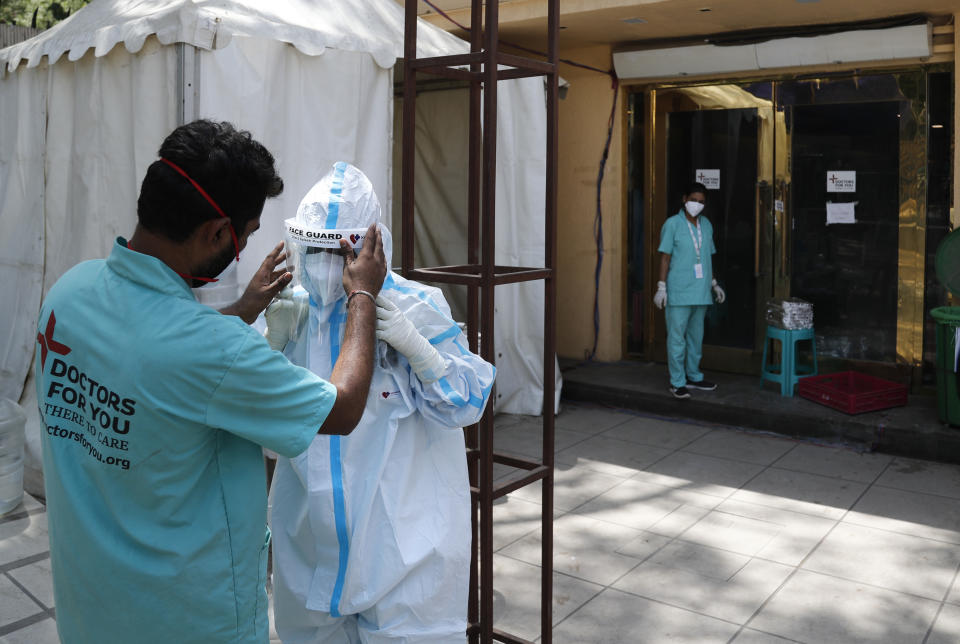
[266,162,495,643]
[653,181,726,399]
[35,120,386,644]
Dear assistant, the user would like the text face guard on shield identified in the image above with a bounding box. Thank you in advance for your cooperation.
[284,219,368,250]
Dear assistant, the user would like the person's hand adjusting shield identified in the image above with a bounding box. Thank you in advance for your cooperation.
[342,224,386,298]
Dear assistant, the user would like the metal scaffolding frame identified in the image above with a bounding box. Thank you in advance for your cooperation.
[401,1,558,642]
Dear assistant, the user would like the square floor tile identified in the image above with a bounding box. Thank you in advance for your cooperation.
[7,558,54,609]
[0,616,59,644]
[844,486,960,544]
[554,404,632,435]
[552,588,740,644]
[730,468,867,520]
[679,509,784,558]
[494,413,529,431]
[0,576,45,628]
[940,567,960,606]
[771,444,891,483]
[729,629,800,643]
[494,419,591,460]
[682,430,796,466]
[928,602,960,644]
[493,495,562,552]
[599,416,712,450]
[616,530,674,561]
[573,477,721,532]
[645,504,714,539]
[492,554,602,642]
[637,451,765,499]
[508,465,625,512]
[612,542,792,624]
[802,522,960,600]
[499,513,653,586]
[556,435,674,478]
[0,514,48,568]
[876,458,960,500]
[709,499,837,566]
[749,570,940,644]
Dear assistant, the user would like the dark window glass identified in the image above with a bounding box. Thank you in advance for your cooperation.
[789,101,901,361]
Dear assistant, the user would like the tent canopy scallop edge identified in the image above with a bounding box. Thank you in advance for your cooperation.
[0,0,467,72]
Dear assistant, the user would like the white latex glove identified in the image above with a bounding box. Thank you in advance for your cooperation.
[264,287,307,351]
[712,279,726,304]
[375,296,446,383]
[653,281,667,310]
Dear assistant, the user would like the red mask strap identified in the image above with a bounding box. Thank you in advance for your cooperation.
[125,240,220,283]
[160,157,240,261]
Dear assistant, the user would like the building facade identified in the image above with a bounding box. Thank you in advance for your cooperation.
[423,1,957,389]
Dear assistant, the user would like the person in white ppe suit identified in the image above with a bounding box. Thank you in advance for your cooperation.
[267,162,495,643]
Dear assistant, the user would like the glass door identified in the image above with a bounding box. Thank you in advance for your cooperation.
[777,73,926,375]
[648,84,775,373]
[637,72,929,379]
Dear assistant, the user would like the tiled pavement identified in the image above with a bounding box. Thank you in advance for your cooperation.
[6,402,960,643]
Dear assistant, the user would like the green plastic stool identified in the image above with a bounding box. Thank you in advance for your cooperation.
[761,326,818,396]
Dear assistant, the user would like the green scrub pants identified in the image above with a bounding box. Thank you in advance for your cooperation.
[665,304,708,389]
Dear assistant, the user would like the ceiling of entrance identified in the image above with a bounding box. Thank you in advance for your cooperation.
[411,0,958,48]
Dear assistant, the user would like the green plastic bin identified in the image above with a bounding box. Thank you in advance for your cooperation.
[931,307,960,425]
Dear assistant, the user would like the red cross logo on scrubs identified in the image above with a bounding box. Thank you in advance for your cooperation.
[37,310,71,369]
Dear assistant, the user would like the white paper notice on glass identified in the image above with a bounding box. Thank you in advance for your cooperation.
[826,170,856,192]
[826,202,856,225]
[695,169,720,190]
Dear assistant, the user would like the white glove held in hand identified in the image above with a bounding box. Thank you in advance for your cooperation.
[711,279,726,304]
[653,281,667,310]
[375,295,446,384]
[265,287,307,351]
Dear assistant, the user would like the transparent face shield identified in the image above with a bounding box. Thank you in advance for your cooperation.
[288,161,386,306]
[284,219,370,306]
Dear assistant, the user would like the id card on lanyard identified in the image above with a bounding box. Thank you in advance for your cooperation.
[686,219,704,280]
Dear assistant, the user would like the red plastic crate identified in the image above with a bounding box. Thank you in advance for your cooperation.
[797,371,908,415]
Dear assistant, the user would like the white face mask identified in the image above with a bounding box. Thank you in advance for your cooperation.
[685,201,705,217]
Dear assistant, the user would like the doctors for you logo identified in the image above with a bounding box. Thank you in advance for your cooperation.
[37,311,71,369]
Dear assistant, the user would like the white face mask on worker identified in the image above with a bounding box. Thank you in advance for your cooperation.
[685,201,705,217]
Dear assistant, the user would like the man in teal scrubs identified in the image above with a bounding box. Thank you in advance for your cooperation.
[654,181,726,399]
[35,120,386,643]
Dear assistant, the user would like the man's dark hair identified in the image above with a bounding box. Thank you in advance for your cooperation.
[137,120,283,241]
[685,181,708,198]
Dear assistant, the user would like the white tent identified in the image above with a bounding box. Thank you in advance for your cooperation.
[0,0,558,494]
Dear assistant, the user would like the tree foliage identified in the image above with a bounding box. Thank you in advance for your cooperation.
[0,0,92,29]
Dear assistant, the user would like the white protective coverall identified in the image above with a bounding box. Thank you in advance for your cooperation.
[270,162,495,643]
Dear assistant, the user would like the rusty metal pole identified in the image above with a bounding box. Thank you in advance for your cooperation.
[541,0,559,642]
[479,0,499,640]
[466,0,483,641]
[400,0,417,276]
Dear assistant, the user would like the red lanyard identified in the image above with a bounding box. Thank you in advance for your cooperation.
[128,158,241,284]
[160,157,240,263]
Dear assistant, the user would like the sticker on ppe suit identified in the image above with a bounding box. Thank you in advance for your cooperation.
[283,219,367,249]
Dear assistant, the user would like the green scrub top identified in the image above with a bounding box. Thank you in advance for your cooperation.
[657,210,717,306]
[36,239,337,643]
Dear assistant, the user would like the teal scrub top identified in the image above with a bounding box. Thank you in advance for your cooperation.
[35,239,337,644]
[657,210,717,306]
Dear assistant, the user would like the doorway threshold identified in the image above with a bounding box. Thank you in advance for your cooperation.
[559,358,960,466]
